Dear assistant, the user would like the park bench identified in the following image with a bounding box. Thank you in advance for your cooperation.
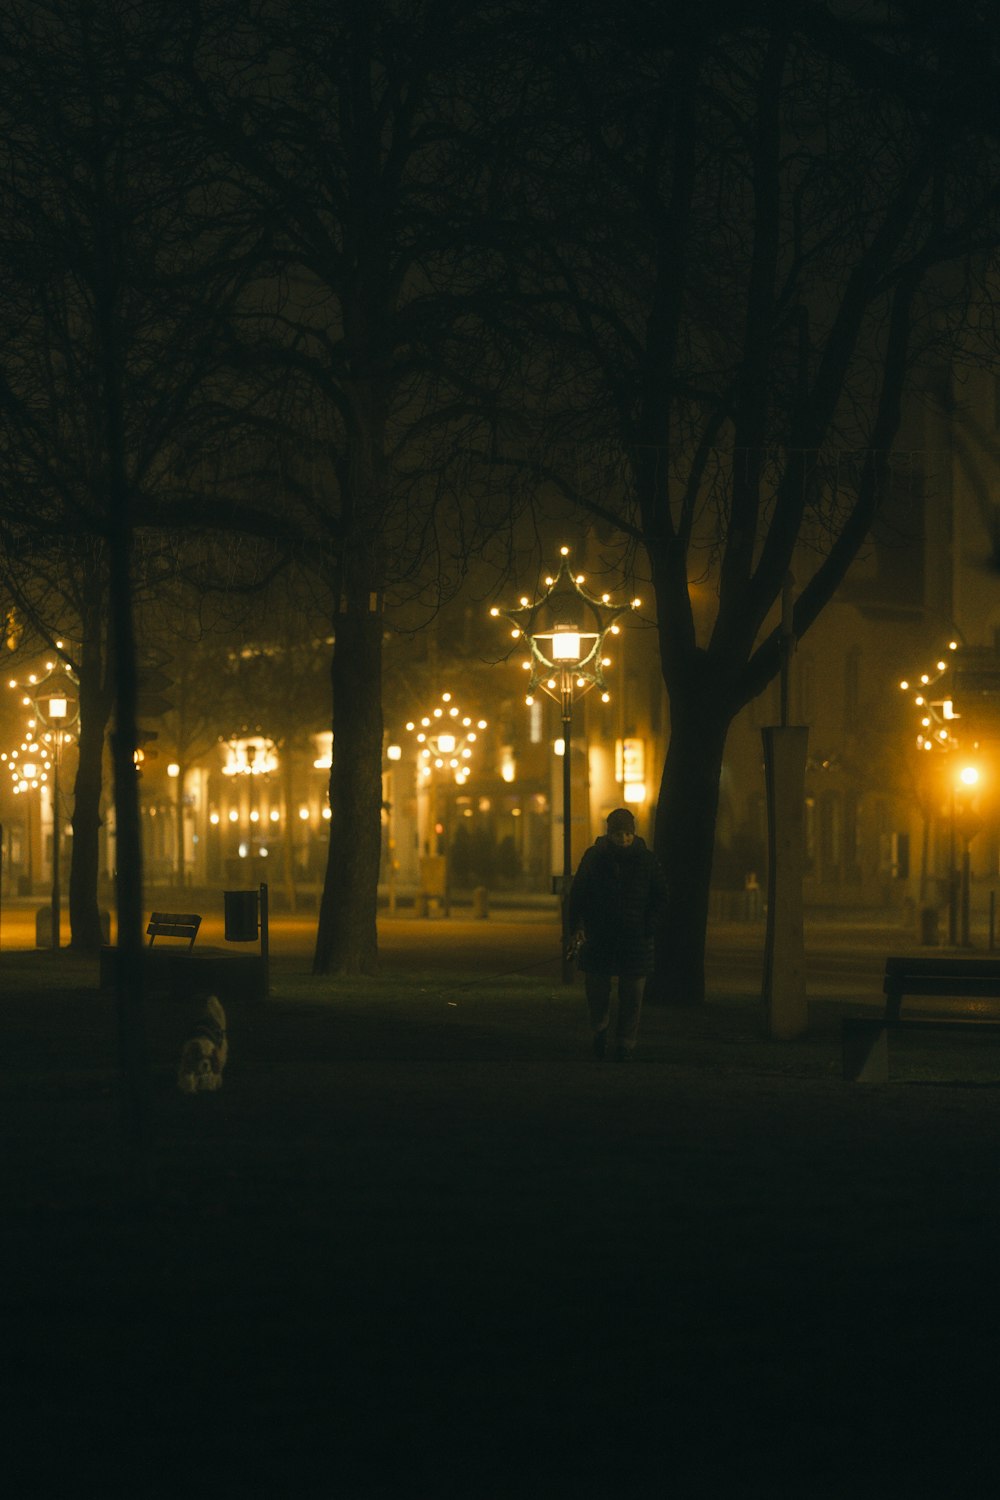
[100,902,266,1003]
[843,955,1000,1082]
[146,911,202,950]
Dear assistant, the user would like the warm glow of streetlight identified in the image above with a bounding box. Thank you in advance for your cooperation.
[959,765,980,787]
[550,629,581,661]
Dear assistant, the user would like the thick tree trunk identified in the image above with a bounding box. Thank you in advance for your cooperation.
[69,698,110,950]
[69,620,112,952]
[648,699,730,1007]
[313,598,384,976]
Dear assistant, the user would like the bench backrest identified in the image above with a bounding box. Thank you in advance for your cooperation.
[885,955,1000,979]
[884,955,1000,987]
[147,912,201,950]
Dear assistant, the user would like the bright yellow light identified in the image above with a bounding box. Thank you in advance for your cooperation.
[959,765,980,786]
[623,782,646,804]
[937,661,946,672]
[387,743,401,760]
[299,807,309,820]
[489,606,499,616]
[228,810,238,822]
[920,674,929,684]
[167,762,180,777]
[899,680,909,691]
[554,739,565,756]
[551,630,581,661]
[559,545,569,556]
[437,733,456,753]
[209,811,220,825]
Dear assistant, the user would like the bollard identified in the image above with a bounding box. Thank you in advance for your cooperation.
[472,886,489,919]
[918,905,939,947]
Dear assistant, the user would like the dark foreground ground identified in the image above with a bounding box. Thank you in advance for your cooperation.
[3,929,1000,1498]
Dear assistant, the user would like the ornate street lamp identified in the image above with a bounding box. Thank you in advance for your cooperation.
[492,548,637,980]
[404,693,487,915]
[8,657,79,948]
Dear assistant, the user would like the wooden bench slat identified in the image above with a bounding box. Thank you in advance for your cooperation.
[146,911,201,951]
[884,978,1000,998]
[884,956,1000,977]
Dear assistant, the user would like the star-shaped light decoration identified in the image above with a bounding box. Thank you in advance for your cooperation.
[6,651,80,769]
[898,637,962,754]
[404,693,487,785]
[491,548,639,708]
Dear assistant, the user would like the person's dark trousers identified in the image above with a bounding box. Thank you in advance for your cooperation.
[584,971,645,1052]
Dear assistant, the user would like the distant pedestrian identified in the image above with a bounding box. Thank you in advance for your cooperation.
[568,807,668,1063]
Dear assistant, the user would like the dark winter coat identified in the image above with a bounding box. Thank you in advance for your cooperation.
[568,835,668,977]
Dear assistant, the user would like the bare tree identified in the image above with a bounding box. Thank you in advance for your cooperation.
[180,0,511,974]
[0,0,259,972]
[492,0,1000,1000]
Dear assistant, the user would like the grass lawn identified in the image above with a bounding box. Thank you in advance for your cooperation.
[3,950,1000,1497]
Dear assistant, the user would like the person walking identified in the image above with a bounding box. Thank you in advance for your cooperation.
[568,807,668,1062]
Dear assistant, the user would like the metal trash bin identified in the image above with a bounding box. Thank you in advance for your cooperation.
[224,889,259,943]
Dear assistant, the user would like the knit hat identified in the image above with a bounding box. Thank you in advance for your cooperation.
[606,807,636,835]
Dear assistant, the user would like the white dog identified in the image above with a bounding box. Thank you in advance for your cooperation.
[177,995,228,1094]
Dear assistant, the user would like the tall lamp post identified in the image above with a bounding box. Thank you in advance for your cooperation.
[952,763,983,948]
[404,693,486,916]
[493,548,636,981]
[31,671,79,950]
